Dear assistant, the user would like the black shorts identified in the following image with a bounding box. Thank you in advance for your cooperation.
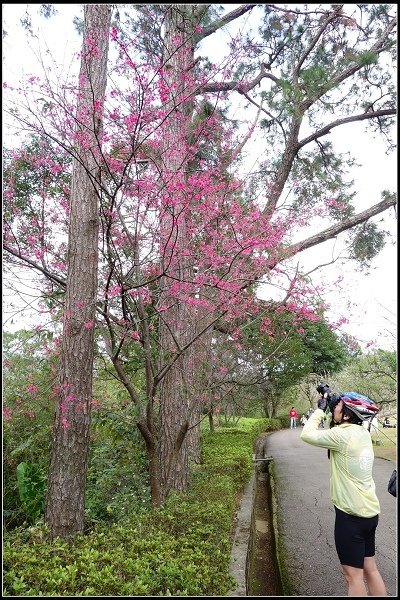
[334,506,378,568]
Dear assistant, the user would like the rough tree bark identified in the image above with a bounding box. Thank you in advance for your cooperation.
[45,4,111,539]
[157,4,198,501]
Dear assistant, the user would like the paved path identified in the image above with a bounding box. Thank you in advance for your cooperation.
[266,428,397,597]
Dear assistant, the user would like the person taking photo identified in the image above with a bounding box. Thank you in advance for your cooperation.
[300,385,387,597]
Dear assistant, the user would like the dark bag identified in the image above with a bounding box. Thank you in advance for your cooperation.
[387,469,397,497]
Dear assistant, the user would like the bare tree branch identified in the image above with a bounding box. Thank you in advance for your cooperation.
[3,244,66,287]
[200,63,279,94]
[284,195,397,260]
[195,4,260,42]
[294,5,344,80]
[297,108,396,150]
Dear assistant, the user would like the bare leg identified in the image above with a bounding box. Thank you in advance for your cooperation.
[342,565,367,596]
[363,556,387,596]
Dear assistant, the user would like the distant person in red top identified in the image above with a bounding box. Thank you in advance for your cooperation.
[289,406,298,429]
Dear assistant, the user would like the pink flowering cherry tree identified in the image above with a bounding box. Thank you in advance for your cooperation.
[3,4,396,537]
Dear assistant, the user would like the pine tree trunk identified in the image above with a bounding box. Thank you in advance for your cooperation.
[187,327,214,462]
[158,5,197,501]
[45,4,111,539]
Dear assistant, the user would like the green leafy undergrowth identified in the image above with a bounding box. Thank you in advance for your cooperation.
[3,417,276,596]
[85,404,151,523]
[15,461,46,524]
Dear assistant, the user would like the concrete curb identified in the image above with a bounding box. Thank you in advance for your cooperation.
[227,474,255,596]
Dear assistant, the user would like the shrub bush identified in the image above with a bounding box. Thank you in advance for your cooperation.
[3,417,272,596]
[85,404,151,523]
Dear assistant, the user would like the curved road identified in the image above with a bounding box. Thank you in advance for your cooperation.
[266,428,397,597]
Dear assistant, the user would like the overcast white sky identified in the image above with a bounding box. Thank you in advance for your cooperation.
[299,124,397,351]
[2,4,397,351]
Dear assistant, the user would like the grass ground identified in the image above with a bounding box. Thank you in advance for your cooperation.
[371,426,397,461]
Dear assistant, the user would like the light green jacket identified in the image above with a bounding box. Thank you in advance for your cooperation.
[300,408,380,517]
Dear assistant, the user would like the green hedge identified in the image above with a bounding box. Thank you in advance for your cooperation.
[3,417,280,596]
